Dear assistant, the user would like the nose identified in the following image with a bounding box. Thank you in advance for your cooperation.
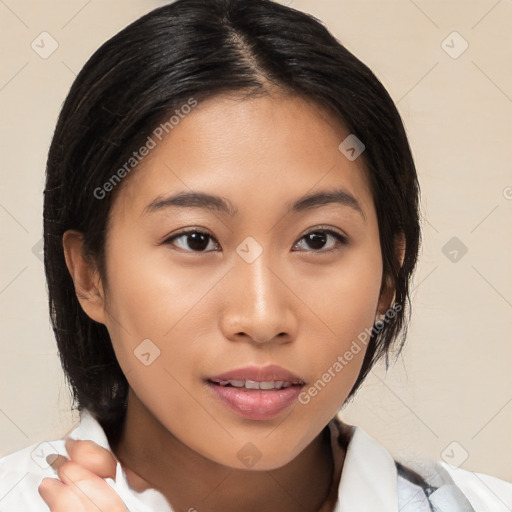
[219,250,298,346]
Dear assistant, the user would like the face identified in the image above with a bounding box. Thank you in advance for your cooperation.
[75,92,391,470]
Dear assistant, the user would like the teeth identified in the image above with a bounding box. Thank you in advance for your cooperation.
[228,380,245,388]
[214,379,301,390]
[246,379,260,389]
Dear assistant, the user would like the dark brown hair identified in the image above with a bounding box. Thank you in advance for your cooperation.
[43,0,421,442]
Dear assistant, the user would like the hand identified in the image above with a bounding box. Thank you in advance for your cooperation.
[38,438,128,512]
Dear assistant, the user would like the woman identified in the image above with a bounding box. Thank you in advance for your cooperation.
[0,0,510,510]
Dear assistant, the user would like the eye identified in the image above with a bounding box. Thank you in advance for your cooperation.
[292,227,347,254]
[162,226,347,254]
[163,229,220,253]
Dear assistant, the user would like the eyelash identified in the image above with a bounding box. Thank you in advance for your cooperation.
[162,226,348,255]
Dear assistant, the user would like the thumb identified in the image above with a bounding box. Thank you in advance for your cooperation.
[57,460,128,511]
[64,438,152,493]
[39,460,128,512]
[64,438,117,479]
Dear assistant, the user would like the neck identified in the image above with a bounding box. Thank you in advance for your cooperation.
[110,389,340,512]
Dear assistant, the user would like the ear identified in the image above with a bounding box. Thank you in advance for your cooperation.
[376,232,406,317]
[62,230,107,325]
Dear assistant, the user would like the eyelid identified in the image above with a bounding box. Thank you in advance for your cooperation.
[291,225,348,255]
[161,227,219,249]
[296,224,348,243]
[161,225,349,253]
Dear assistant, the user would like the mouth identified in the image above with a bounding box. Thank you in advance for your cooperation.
[205,365,306,421]
[209,379,303,390]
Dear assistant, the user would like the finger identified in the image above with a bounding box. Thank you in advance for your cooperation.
[39,474,126,512]
[55,461,128,511]
[63,438,151,492]
[64,438,117,479]
[57,459,106,486]
[38,477,81,512]
[47,454,69,473]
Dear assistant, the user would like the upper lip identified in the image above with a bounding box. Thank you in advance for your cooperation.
[208,364,305,384]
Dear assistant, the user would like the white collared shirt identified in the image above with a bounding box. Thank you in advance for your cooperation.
[1,410,511,511]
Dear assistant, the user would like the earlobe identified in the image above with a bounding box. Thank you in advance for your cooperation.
[62,230,107,325]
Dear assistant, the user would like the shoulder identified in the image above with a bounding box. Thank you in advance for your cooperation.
[331,416,512,512]
[440,462,512,512]
[395,455,512,512]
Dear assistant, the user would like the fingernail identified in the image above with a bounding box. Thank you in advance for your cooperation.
[46,453,58,466]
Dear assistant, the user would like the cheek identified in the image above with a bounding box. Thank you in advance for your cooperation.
[300,242,383,337]
[101,267,202,422]
[294,243,382,405]
[100,241,222,397]
[103,237,213,335]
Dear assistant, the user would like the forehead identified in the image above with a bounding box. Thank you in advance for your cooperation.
[110,93,375,225]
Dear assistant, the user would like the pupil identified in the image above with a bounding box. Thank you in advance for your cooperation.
[188,232,209,251]
[186,232,328,252]
[306,232,326,250]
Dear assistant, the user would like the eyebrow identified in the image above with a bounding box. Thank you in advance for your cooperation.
[143,187,366,221]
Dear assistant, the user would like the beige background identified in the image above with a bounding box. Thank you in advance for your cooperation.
[1,0,511,483]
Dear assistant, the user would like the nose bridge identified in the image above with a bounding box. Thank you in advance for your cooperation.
[221,239,294,343]
[241,249,276,312]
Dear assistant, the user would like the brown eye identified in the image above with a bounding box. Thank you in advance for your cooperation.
[164,230,219,252]
[293,229,347,254]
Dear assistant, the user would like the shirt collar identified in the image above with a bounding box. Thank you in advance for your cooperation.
[72,410,399,512]
[70,410,173,511]
[326,415,399,512]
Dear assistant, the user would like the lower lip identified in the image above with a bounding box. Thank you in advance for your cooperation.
[206,382,303,421]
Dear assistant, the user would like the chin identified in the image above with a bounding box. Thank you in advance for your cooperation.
[224,453,297,472]
[202,438,305,472]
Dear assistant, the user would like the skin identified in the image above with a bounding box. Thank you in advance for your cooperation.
[38,440,127,512]
[53,91,403,512]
